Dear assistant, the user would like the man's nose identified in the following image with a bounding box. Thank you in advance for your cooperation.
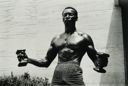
[66,14,70,18]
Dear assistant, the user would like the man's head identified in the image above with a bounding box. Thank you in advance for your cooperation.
[62,7,78,23]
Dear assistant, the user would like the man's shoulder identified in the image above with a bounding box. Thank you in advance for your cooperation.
[77,32,91,40]
[77,32,94,46]
[51,33,63,43]
[51,35,59,43]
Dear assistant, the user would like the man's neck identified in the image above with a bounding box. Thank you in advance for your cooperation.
[64,22,76,34]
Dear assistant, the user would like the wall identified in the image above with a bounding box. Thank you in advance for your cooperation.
[120,0,128,85]
[99,6,125,86]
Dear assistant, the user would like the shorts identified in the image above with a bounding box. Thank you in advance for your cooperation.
[51,62,85,86]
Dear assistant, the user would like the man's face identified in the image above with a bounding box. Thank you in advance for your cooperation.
[62,8,77,23]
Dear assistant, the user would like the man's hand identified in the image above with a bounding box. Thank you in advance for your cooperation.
[16,49,28,67]
[93,52,109,73]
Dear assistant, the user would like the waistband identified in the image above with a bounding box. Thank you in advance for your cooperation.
[58,61,80,65]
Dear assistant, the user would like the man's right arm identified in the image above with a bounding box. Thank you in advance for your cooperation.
[27,45,58,67]
[27,37,58,67]
[17,37,58,68]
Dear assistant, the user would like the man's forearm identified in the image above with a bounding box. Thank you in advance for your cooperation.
[27,58,49,67]
[87,46,98,63]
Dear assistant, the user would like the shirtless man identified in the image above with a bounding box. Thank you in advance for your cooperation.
[16,7,109,86]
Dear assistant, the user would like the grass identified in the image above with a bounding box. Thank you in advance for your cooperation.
[0,72,50,86]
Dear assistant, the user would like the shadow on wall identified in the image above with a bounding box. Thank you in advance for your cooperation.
[100,7,125,86]
[121,4,128,86]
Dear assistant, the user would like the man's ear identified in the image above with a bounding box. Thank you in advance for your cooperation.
[76,17,78,21]
[75,16,78,21]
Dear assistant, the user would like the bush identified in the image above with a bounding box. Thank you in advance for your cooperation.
[0,72,50,86]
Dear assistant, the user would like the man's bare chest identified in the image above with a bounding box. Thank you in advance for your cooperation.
[54,33,86,50]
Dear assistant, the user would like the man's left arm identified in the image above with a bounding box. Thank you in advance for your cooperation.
[83,34,109,72]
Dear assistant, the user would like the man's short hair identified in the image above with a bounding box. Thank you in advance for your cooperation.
[62,7,78,21]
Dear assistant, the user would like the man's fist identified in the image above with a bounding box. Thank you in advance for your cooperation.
[94,52,109,73]
[16,49,28,67]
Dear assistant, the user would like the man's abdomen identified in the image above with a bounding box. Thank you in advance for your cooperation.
[58,48,79,62]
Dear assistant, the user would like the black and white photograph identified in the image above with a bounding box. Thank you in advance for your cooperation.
[0,0,126,86]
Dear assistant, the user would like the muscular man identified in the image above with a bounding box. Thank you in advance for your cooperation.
[16,7,109,86]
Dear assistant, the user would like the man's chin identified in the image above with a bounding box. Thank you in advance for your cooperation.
[64,20,73,23]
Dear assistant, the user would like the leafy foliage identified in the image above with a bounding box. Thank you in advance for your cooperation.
[0,72,50,86]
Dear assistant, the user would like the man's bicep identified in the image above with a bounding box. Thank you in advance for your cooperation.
[85,34,94,47]
[44,36,58,63]
[47,45,58,57]
[82,33,95,49]
[83,34,97,62]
